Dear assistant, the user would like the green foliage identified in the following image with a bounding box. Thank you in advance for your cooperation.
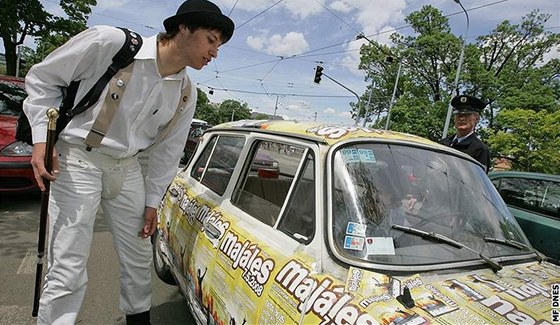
[193,88,220,125]
[217,99,251,124]
[0,0,95,76]
[378,94,447,141]
[471,10,559,126]
[488,109,560,174]
[358,5,463,135]
[357,6,559,175]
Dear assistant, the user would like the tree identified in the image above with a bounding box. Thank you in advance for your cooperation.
[217,99,251,124]
[357,5,464,138]
[0,0,96,76]
[356,6,559,159]
[193,88,220,125]
[466,10,560,129]
[488,109,560,174]
[254,113,270,120]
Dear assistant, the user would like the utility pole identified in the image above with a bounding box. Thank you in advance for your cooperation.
[15,45,21,78]
[442,0,470,138]
[273,95,279,119]
[362,81,375,127]
[356,33,403,129]
[385,61,402,130]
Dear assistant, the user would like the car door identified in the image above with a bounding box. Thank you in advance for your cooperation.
[171,132,247,322]
[205,136,320,325]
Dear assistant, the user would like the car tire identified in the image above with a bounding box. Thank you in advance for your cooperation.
[152,231,177,286]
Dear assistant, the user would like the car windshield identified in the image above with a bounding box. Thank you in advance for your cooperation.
[330,142,533,269]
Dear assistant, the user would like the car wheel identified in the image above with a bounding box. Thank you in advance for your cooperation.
[152,231,176,285]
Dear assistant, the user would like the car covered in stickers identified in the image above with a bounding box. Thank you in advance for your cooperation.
[153,120,560,325]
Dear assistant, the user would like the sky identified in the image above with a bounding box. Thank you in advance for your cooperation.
[21,0,560,125]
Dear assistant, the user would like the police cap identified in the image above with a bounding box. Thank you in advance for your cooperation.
[451,95,486,114]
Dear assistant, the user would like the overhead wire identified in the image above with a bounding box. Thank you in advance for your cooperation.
[211,0,519,102]
[195,84,355,98]
[234,0,285,30]
[228,0,240,16]
[44,0,529,106]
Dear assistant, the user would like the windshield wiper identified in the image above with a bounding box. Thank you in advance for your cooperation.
[484,237,546,263]
[392,224,502,273]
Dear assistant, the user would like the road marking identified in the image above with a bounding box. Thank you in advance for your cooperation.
[17,248,39,275]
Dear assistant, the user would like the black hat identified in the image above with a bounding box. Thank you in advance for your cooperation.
[164,0,235,44]
[451,95,486,114]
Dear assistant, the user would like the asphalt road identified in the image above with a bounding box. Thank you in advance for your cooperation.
[0,192,194,325]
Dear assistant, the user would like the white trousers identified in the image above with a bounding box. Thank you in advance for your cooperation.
[37,141,152,325]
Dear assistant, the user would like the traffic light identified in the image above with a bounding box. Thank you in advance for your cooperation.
[314,65,323,84]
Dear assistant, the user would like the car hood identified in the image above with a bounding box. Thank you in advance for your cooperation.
[339,261,558,323]
[0,115,17,149]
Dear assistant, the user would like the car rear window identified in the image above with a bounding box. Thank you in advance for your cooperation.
[191,135,245,195]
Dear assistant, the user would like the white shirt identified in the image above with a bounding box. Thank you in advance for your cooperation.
[454,131,474,144]
[23,26,197,207]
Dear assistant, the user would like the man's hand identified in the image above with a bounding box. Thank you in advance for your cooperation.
[139,207,158,239]
[31,143,59,191]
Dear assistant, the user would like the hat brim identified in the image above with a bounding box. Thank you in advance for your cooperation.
[452,107,479,114]
[164,11,234,44]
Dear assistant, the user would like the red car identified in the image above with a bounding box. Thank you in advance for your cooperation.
[0,75,37,193]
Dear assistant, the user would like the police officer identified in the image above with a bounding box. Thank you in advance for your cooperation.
[439,95,490,172]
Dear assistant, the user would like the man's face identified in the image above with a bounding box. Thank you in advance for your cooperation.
[177,26,223,70]
[453,112,478,135]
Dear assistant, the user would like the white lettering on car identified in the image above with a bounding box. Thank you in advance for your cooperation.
[219,231,275,297]
[175,188,230,238]
[275,260,378,325]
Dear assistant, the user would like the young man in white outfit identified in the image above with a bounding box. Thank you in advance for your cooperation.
[22,1,234,324]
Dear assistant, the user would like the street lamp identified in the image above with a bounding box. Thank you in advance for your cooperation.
[442,0,470,138]
[356,33,402,129]
[362,81,374,127]
[15,45,22,78]
[385,59,402,130]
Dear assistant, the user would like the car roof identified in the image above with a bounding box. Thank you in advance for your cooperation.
[192,118,208,124]
[488,170,560,181]
[211,119,446,148]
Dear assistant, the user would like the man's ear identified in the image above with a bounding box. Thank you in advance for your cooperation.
[178,24,191,36]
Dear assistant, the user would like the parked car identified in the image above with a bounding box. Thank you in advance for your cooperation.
[0,75,37,193]
[154,120,559,325]
[181,119,212,164]
[488,171,560,264]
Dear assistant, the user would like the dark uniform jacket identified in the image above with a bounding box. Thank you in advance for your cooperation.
[439,133,490,172]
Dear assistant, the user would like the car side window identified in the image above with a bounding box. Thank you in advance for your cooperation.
[498,177,560,220]
[278,152,316,244]
[191,135,245,195]
[233,141,314,240]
